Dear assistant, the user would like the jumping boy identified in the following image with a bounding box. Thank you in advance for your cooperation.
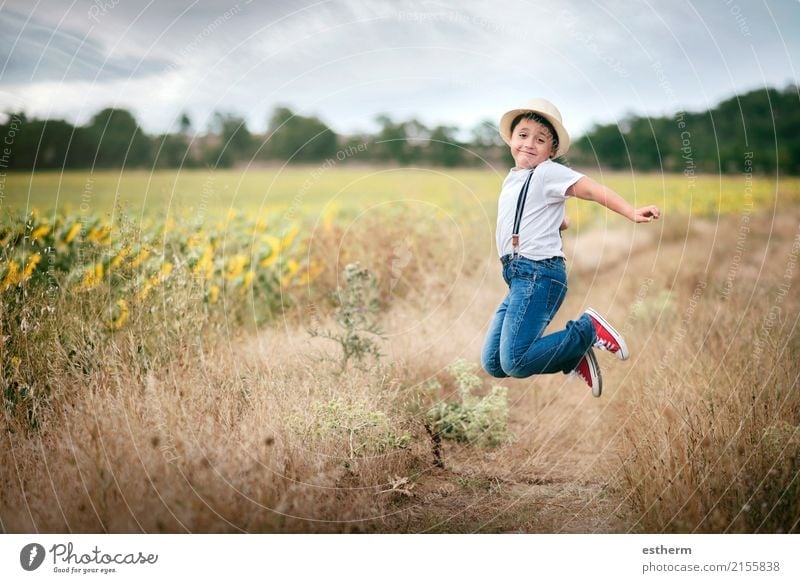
[480,98,660,396]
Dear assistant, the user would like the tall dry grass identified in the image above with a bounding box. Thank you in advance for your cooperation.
[610,210,800,533]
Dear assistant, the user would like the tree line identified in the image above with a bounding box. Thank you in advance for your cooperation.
[569,85,800,174]
[1,86,797,173]
[0,105,504,170]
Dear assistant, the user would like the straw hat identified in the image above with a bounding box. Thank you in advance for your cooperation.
[498,98,571,157]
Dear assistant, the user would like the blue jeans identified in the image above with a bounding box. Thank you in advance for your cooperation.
[481,254,596,378]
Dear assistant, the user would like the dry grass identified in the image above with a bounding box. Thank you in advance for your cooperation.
[2,203,798,533]
[608,211,800,533]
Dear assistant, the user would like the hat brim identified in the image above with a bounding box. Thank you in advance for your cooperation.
[499,108,570,157]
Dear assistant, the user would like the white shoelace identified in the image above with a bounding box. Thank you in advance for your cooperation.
[595,338,617,351]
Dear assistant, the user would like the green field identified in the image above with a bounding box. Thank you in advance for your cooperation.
[1,167,501,226]
[3,167,798,229]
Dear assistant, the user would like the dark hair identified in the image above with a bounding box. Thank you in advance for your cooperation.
[510,112,559,154]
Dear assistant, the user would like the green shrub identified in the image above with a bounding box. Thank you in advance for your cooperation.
[426,359,510,447]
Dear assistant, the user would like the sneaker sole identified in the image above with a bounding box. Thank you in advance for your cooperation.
[586,307,630,360]
[587,348,603,397]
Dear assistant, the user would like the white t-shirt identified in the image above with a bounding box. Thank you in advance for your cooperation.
[495,159,584,260]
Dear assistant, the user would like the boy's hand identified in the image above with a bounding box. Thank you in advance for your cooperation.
[632,206,660,223]
[559,216,570,231]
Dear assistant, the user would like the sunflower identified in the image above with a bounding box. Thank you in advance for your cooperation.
[64,223,81,244]
[107,299,129,330]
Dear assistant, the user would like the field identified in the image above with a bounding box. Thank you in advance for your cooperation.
[5,165,798,223]
[1,166,799,533]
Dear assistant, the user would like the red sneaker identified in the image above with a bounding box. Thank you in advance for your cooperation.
[585,308,629,360]
[572,348,602,397]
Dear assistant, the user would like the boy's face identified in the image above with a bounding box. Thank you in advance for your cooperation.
[509,118,555,169]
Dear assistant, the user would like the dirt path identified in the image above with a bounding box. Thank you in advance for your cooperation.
[375,377,633,533]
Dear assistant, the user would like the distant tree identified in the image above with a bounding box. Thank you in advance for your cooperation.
[205,111,253,167]
[265,106,337,162]
[571,122,629,169]
[470,119,502,148]
[624,117,663,171]
[368,116,434,164]
[373,114,410,164]
[2,117,76,170]
[214,112,252,155]
[339,133,372,162]
[153,133,193,169]
[428,125,464,167]
[404,118,430,163]
[470,119,504,166]
[179,111,192,136]
[84,108,151,168]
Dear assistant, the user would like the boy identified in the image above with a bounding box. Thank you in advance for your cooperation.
[480,98,660,396]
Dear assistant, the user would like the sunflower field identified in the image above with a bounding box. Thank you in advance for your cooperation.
[0,205,334,429]
[0,207,322,329]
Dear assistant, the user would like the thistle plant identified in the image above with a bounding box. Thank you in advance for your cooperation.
[295,397,411,458]
[309,262,385,372]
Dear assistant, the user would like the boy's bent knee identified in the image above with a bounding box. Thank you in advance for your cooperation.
[481,356,508,378]
[500,353,533,378]
[499,354,523,378]
[503,365,529,379]
[482,363,509,378]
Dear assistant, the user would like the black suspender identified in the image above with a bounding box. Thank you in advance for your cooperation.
[511,168,534,256]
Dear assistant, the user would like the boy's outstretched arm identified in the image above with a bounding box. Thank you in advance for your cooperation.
[568,177,661,223]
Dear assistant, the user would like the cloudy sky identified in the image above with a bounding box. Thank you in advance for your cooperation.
[1,0,798,139]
